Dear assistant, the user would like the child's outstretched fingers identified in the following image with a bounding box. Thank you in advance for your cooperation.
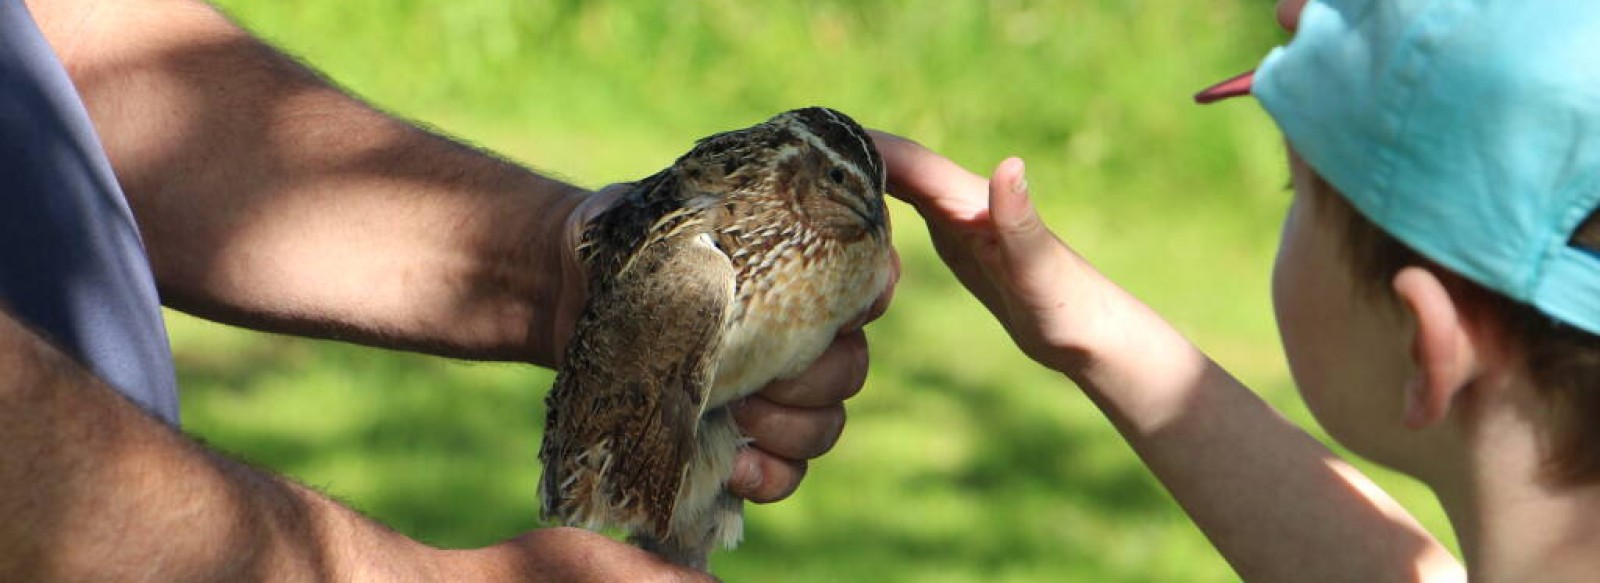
[869,130,988,225]
[868,133,1122,373]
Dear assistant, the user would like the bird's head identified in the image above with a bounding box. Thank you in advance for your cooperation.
[675,107,889,241]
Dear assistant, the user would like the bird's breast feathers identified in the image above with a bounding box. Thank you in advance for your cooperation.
[705,235,890,407]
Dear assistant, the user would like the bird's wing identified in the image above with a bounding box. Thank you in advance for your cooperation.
[539,206,735,539]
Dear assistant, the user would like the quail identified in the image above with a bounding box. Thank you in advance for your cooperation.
[539,107,892,569]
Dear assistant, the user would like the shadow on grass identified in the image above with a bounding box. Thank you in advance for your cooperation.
[176,331,556,548]
[904,367,1169,518]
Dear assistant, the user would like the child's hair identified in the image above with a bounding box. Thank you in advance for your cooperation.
[1305,172,1600,483]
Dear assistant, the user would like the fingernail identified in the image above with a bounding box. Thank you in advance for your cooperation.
[1012,158,1029,196]
[733,454,762,491]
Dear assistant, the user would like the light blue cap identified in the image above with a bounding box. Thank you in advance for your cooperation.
[1254,0,1600,335]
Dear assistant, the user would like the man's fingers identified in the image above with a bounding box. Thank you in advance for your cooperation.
[727,449,808,504]
[732,395,846,460]
[752,330,868,407]
[843,250,899,330]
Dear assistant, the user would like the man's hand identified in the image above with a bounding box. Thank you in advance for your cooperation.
[727,310,890,502]
[462,528,714,582]
[548,184,898,503]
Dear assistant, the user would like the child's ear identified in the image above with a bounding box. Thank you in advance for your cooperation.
[1391,267,1483,429]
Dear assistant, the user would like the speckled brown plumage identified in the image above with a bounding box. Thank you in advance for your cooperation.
[538,107,891,569]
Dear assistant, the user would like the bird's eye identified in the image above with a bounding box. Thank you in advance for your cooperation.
[828,167,846,184]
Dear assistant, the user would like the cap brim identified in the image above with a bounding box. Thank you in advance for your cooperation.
[1194,69,1256,104]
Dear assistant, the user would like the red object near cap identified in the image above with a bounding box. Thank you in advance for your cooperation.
[1194,69,1256,104]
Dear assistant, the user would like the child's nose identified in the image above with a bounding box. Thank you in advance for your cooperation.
[1277,0,1308,32]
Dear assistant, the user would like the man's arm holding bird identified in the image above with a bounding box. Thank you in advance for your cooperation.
[3,0,893,578]
[27,0,885,502]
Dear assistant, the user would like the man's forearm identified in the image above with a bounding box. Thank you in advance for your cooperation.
[0,311,445,580]
[28,0,583,366]
[0,309,712,580]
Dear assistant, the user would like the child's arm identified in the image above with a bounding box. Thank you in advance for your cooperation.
[874,132,1465,582]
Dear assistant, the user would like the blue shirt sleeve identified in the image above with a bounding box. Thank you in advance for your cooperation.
[0,0,180,424]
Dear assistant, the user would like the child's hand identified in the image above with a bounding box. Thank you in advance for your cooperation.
[869,131,1140,376]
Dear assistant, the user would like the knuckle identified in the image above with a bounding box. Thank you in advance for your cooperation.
[806,404,847,458]
[837,337,870,401]
[1000,209,1045,239]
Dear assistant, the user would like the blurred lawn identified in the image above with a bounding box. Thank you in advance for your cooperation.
[174,1,1457,580]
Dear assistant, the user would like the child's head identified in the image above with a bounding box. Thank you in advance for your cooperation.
[1301,160,1600,483]
[1201,0,1600,483]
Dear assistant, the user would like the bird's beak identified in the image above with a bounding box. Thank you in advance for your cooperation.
[844,194,887,232]
[867,195,889,230]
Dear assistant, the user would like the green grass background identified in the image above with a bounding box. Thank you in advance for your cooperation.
[171,1,1457,580]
